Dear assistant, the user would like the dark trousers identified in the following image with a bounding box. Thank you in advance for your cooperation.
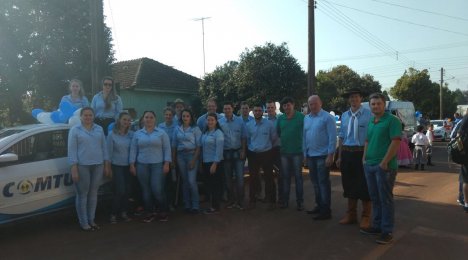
[271,146,283,202]
[340,150,370,201]
[203,162,223,210]
[111,165,131,215]
[94,118,115,136]
[248,150,276,204]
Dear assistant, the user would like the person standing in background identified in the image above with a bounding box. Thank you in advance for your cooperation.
[91,76,123,135]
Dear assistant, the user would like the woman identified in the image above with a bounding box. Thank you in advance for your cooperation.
[68,107,109,231]
[91,76,123,135]
[129,111,172,222]
[61,79,89,109]
[107,112,133,223]
[201,113,224,214]
[397,123,412,168]
[173,109,202,213]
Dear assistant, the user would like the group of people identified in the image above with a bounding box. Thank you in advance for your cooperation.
[63,76,407,245]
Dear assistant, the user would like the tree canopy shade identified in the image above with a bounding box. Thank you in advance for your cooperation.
[198,42,306,111]
[0,0,114,126]
[389,68,458,119]
[315,65,382,112]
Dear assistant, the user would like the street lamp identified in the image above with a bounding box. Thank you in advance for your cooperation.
[193,17,211,76]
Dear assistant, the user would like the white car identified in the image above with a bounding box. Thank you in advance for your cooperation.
[430,120,451,141]
[0,124,109,224]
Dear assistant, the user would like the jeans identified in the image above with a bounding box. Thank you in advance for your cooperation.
[364,164,397,234]
[111,165,131,215]
[177,151,200,210]
[307,156,331,214]
[136,163,167,213]
[281,153,303,204]
[74,164,103,227]
[224,149,245,206]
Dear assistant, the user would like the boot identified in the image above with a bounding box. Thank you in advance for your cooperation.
[360,200,372,230]
[415,164,419,170]
[339,199,357,225]
[421,164,425,171]
[427,156,434,166]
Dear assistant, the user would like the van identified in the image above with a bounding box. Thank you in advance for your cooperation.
[362,101,417,138]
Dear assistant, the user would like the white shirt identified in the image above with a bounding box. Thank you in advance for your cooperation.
[411,132,429,146]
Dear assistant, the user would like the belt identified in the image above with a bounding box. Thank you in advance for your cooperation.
[178,149,196,153]
[342,146,365,152]
[224,148,241,152]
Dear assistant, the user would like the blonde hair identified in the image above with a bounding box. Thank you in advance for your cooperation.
[69,79,85,98]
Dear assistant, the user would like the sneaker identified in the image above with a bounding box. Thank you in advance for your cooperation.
[457,199,465,206]
[360,227,382,236]
[89,223,101,230]
[158,214,169,222]
[80,225,94,232]
[142,215,155,223]
[313,213,331,220]
[226,202,236,209]
[204,208,219,214]
[306,207,320,215]
[109,215,117,224]
[376,233,393,244]
[236,204,244,210]
[121,212,131,222]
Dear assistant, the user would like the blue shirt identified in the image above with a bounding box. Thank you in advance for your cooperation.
[246,118,278,153]
[107,131,134,166]
[303,109,337,157]
[173,125,202,152]
[242,115,254,123]
[60,95,89,109]
[339,106,371,146]
[201,129,224,163]
[266,114,281,147]
[90,91,123,120]
[129,128,171,164]
[68,124,108,166]
[158,122,176,145]
[197,113,223,132]
[219,115,246,150]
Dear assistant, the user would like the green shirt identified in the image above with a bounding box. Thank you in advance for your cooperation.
[277,111,304,154]
[365,112,402,170]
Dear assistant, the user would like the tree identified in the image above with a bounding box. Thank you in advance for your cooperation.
[389,68,457,118]
[0,0,114,126]
[199,42,306,111]
[315,65,382,112]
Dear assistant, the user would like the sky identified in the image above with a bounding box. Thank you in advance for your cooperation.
[103,0,468,93]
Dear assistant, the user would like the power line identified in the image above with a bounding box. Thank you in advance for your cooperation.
[324,0,468,37]
[106,0,120,55]
[372,0,468,22]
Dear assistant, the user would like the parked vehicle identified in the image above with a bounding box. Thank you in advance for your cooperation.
[0,124,109,224]
[430,120,451,141]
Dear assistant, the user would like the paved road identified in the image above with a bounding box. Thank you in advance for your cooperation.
[1,141,467,259]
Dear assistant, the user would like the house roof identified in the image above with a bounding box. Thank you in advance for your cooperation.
[112,57,200,95]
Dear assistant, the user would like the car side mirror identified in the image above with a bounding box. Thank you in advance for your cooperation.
[0,153,19,163]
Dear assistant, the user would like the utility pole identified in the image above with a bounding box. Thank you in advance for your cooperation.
[193,17,211,76]
[440,67,444,119]
[308,0,316,96]
[90,0,104,95]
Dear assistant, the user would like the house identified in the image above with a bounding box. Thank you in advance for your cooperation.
[112,57,200,120]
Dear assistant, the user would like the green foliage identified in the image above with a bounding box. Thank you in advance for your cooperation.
[0,0,114,126]
[389,68,458,118]
[199,42,306,111]
[315,65,382,112]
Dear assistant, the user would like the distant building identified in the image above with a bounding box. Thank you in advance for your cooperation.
[112,57,200,119]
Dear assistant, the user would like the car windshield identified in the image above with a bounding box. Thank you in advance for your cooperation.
[430,120,444,128]
[0,129,25,140]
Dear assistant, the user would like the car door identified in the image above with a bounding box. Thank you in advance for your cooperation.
[0,129,73,223]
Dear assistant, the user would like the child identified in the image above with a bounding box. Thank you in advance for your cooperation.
[397,123,413,168]
[425,124,435,166]
[411,125,429,170]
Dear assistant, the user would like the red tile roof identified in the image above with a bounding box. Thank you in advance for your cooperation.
[112,57,200,94]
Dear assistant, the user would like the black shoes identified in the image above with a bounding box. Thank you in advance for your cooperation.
[376,233,393,244]
[360,227,382,235]
[306,207,320,214]
[313,213,331,220]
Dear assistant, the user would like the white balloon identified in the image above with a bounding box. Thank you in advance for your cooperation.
[37,112,54,124]
[68,115,81,126]
[73,108,82,117]
[330,111,335,116]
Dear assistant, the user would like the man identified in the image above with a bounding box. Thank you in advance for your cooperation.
[277,97,304,210]
[336,88,372,229]
[246,104,278,210]
[219,101,247,210]
[303,95,337,220]
[266,100,283,204]
[451,108,468,210]
[240,101,254,123]
[197,98,221,132]
[173,98,185,125]
[360,92,401,245]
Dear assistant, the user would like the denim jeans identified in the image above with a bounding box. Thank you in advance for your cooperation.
[74,164,103,228]
[307,156,331,214]
[364,164,397,234]
[224,149,245,206]
[177,151,200,210]
[281,153,303,204]
[136,163,167,213]
[111,165,131,215]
